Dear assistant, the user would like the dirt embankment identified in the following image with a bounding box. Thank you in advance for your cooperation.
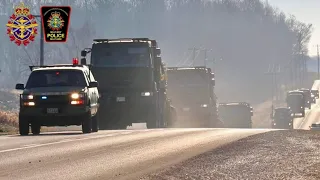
[140,130,320,180]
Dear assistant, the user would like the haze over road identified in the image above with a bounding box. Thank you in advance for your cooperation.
[0,128,271,180]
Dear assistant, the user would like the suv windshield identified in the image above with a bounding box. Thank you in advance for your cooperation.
[26,70,87,88]
[91,43,151,67]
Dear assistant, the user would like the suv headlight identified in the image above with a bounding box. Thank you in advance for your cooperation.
[141,92,153,96]
[71,93,85,99]
[21,94,34,100]
[201,104,208,108]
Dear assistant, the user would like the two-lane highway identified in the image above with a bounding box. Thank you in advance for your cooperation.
[0,128,271,180]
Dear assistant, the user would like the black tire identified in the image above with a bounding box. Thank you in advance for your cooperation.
[31,122,41,135]
[92,114,99,132]
[82,113,92,134]
[302,111,305,117]
[147,106,158,129]
[308,105,311,109]
[19,116,29,136]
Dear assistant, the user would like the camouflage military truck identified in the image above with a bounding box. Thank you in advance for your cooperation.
[80,38,175,129]
[218,102,253,128]
[166,66,221,128]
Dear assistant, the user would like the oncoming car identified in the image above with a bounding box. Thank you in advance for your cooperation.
[15,59,100,135]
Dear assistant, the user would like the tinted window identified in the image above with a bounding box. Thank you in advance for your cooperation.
[26,70,87,88]
[91,43,151,67]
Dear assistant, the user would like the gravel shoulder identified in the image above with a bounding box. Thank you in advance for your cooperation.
[140,130,320,180]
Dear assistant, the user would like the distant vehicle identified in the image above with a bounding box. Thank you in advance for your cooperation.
[271,107,293,129]
[15,59,100,135]
[286,90,305,117]
[309,123,320,131]
[311,94,316,104]
[166,66,221,128]
[311,89,319,99]
[218,102,253,128]
[80,38,175,129]
[298,88,312,109]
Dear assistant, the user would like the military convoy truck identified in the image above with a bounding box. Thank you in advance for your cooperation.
[166,66,221,128]
[271,107,293,129]
[80,38,176,129]
[218,102,253,128]
[299,88,312,109]
[286,90,305,117]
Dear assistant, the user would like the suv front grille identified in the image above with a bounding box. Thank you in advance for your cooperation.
[34,95,70,106]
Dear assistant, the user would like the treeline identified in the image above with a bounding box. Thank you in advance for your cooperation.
[0,0,313,103]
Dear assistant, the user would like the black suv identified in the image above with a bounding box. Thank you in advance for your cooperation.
[15,61,100,135]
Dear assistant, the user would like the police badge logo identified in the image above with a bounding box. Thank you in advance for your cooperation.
[41,6,71,42]
[6,2,38,46]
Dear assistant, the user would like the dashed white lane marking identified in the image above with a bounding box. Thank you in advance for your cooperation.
[0,131,135,154]
[21,144,39,148]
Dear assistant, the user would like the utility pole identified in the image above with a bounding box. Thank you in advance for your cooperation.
[265,63,281,105]
[202,48,213,66]
[188,47,197,67]
[33,15,44,66]
[317,44,319,79]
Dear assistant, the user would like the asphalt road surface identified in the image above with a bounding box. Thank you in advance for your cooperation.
[0,128,271,180]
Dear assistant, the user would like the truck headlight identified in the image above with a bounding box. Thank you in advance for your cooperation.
[201,104,208,108]
[141,92,153,96]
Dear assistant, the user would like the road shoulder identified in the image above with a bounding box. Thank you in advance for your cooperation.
[140,130,320,180]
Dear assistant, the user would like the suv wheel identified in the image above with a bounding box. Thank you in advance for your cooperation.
[82,112,92,134]
[19,116,29,136]
[92,114,99,132]
[31,122,41,135]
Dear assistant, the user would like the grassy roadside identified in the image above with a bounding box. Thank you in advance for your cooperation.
[0,110,18,134]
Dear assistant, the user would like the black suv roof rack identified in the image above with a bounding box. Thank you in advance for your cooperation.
[93,38,150,43]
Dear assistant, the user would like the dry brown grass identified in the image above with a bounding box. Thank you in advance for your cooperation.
[0,110,18,133]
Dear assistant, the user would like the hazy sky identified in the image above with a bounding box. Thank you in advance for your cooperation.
[267,0,319,56]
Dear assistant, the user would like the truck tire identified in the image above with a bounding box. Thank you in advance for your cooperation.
[147,120,157,129]
[301,111,305,117]
[92,114,99,132]
[19,116,29,136]
[31,122,41,135]
[308,104,311,109]
[82,113,92,134]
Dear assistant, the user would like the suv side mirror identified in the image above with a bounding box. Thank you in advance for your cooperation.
[81,58,87,65]
[15,83,24,90]
[81,50,87,57]
[89,81,98,88]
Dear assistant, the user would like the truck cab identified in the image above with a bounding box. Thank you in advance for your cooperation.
[286,90,305,117]
[271,107,293,129]
[80,38,170,129]
[218,102,253,128]
[166,66,220,128]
